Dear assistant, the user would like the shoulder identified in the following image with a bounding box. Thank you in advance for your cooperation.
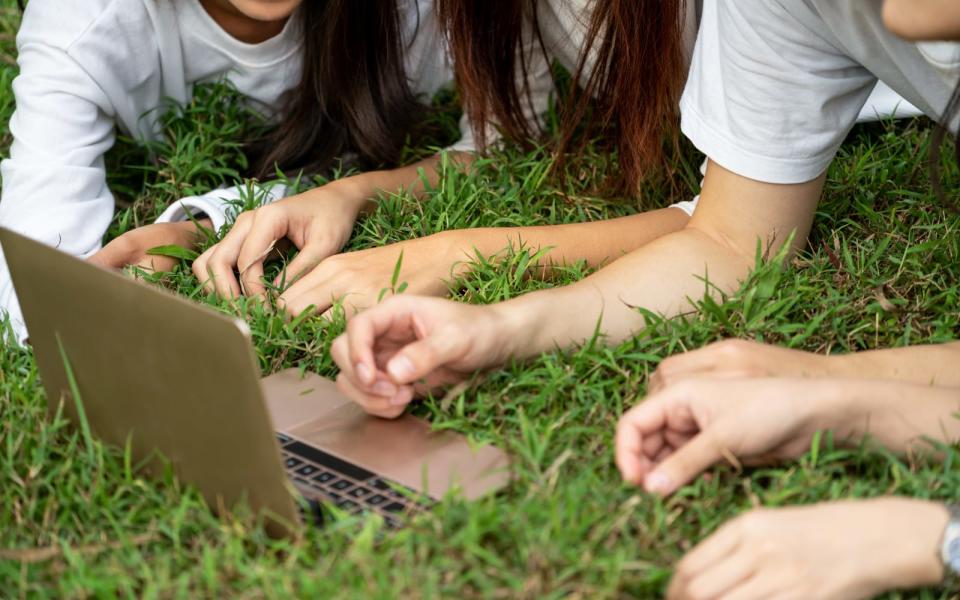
[18,0,157,52]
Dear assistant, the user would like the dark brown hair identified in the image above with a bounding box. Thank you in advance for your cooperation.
[251,1,426,178]
[438,0,688,194]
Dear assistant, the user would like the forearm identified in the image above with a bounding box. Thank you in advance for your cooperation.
[489,162,823,358]
[823,380,960,454]
[322,152,473,215]
[496,225,755,358]
[828,343,960,387]
[440,208,690,272]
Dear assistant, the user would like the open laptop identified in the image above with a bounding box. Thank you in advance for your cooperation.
[0,227,510,536]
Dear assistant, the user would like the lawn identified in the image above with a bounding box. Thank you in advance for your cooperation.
[2,3,960,598]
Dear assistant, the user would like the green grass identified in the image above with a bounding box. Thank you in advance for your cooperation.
[2,3,960,597]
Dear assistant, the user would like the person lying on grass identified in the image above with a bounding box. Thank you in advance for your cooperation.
[0,0,475,344]
[614,374,959,600]
[327,0,960,419]
[335,0,960,597]
[196,0,915,319]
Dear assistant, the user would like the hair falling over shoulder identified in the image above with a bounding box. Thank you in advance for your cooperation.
[438,0,688,195]
[252,0,426,179]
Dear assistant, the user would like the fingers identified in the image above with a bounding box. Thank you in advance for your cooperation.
[193,216,252,298]
[335,371,412,419]
[274,243,332,291]
[675,519,744,581]
[132,254,178,274]
[669,551,756,600]
[644,426,724,496]
[615,397,669,485]
[234,207,291,297]
[383,324,460,385]
[88,238,133,270]
[336,297,425,380]
[718,574,780,600]
[332,333,415,417]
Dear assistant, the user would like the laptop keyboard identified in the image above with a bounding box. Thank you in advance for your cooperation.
[276,433,432,527]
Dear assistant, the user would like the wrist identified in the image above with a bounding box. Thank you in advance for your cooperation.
[486,296,546,361]
[317,177,377,214]
[884,499,948,588]
[807,378,884,442]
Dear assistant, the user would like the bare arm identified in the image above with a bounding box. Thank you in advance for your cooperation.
[500,161,825,355]
[825,342,960,388]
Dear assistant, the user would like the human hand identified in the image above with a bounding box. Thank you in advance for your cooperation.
[277,231,468,319]
[330,295,518,418]
[89,219,211,273]
[615,377,850,495]
[649,339,832,395]
[667,498,948,600]
[192,184,366,298]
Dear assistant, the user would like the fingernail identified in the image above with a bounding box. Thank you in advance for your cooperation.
[644,472,673,495]
[372,380,397,397]
[356,362,373,384]
[387,356,414,382]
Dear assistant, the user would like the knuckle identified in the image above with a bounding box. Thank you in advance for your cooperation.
[737,508,770,535]
[716,338,750,359]
[682,581,712,600]
[656,354,679,374]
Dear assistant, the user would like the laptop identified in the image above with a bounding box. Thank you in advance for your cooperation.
[0,227,510,536]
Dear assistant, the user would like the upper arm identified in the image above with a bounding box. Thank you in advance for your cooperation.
[7,42,115,165]
[0,41,117,256]
[680,0,877,185]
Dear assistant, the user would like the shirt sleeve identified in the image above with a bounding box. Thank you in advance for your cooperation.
[155,181,290,233]
[679,0,879,184]
[0,41,118,344]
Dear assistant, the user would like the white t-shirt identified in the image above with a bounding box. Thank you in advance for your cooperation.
[680,0,956,185]
[522,0,921,218]
[0,0,469,343]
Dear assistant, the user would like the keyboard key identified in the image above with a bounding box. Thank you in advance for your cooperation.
[366,494,388,506]
[285,457,303,469]
[285,442,375,482]
[326,492,342,502]
[276,433,292,445]
[348,487,370,499]
[312,471,334,484]
[293,477,310,486]
[331,479,352,491]
[295,465,318,477]
[369,478,390,491]
[382,502,406,513]
[337,499,360,512]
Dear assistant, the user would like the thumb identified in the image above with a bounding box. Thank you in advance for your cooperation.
[88,240,130,270]
[643,427,726,496]
[384,327,462,385]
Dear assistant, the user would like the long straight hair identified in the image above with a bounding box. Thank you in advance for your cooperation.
[252,1,426,177]
[438,0,688,195]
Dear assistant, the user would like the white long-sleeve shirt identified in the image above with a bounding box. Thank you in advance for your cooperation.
[0,0,471,343]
